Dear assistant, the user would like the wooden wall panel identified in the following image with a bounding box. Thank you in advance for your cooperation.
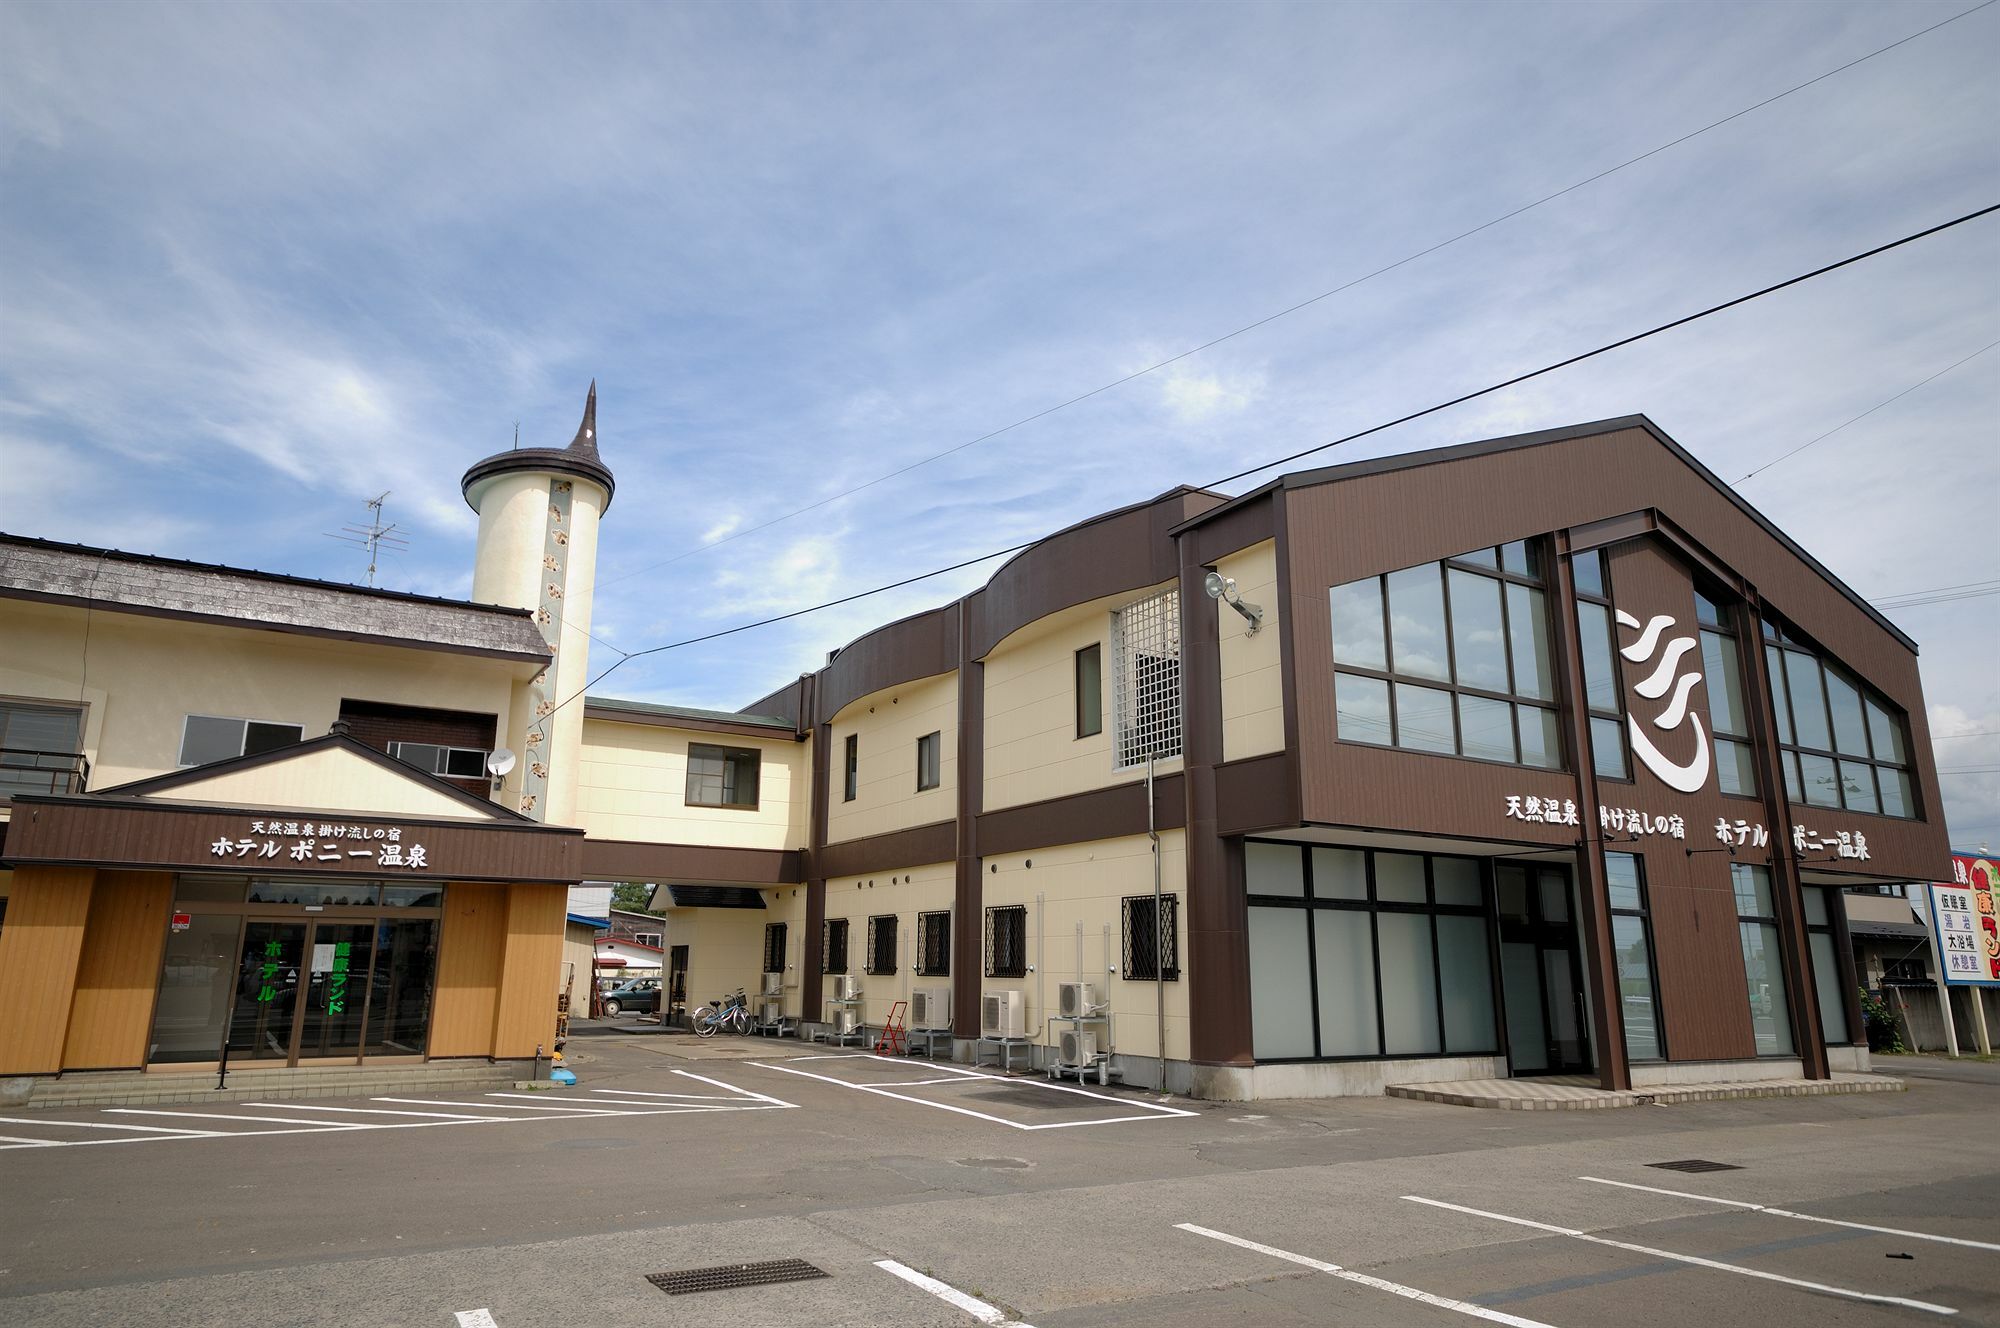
[62,870,173,1070]
[429,882,507,1057]
[491,883,566,1058]
[0,866,95,1074]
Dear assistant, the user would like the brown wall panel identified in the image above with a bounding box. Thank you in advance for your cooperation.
[815,820,958,880]
[491,883,567,1058]
[582,839,803,885]
[430,881,507,1057]
[62,870,174,1070]
[977,778,1185,858]
[1214,753,1296,837]
[0,865,95,1074]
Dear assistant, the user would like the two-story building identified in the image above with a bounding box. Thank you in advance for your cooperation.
[0,401,1954,1099]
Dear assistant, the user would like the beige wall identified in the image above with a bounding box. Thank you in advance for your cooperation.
[673,904,776,1021]
[1217,540,1286,763]
[825,671,958,845]
[819,860,956,1027]
[0,599,526,794]
[982,587,1182,812]
[576,719,809,849]
[979,830,1190,1061]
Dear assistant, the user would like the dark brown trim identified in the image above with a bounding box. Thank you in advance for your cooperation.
[1828,886,1867,1048]
[581,839,803,885]
[819,820,959,881]
[1566,510,1656,553]
[978,776,1189,859]
[460,447,615,511]
[1214,754,1294,837]
[1271,496,1305,828]
[817,606,959,723]
[581,702,804,742]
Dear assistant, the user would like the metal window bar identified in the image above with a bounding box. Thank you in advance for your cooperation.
[762,923,787,974]
[0,748,91,797]
[916,911,951,976]
[1122,893,1180,981]
[867,915,897,974]
[822,919,848,975]
[1112,589,1182,769]
[985,906,1026,978]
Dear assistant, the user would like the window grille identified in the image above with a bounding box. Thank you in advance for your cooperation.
[916,911,952,976]
[821,918,849,975]
[761,923,787,975]
[984,905,1027,978]
[1121,893,1180,981]
[866,915,897,975]
[1112,589,1182,769]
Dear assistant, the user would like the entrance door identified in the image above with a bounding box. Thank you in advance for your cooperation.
[229,921,308,1062]
[1497,863,1593,1075]
[295,923,375,1061]
[227,920,378,1065]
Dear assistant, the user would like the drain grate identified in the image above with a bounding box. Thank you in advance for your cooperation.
[646,1258,830,1296]
[1646,1159,1743,1174]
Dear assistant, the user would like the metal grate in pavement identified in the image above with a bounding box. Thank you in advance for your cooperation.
[1646,1159,1743,1173]
[645,1258,830,1296]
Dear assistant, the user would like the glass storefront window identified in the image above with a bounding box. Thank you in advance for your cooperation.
[247,880,381,906]
[1732,864,1794,1056]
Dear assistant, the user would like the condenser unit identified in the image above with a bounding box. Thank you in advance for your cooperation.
[756,996,784,1023]
[760,971,783,995]
[981,990,1026,1039]
[832,1008,861,1036]
[910,986,952,1030]
[832,974,863,1001]
[1060,1028,1098,1065]
[1058,981,1102,1019]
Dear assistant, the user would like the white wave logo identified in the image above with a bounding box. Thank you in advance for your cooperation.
[1616,609,1711,794]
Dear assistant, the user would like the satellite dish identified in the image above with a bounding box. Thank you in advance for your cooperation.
[487,748,518,778]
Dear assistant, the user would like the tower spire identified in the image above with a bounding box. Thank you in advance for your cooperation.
[568,380,598,459]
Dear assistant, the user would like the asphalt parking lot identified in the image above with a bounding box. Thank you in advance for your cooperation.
[2,1033,1994,1327]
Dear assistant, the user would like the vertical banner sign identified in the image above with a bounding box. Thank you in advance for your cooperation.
[1931,852,2000,986]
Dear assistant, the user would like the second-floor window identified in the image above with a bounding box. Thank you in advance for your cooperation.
[0,699,86,797]
[1696,591,1757,798]
[1331,543,1560,769]
[179,714,303,768]
[632,931,662,948]
[916,731,941,791]
[1112,590,1181,769]
[1572,548,1631,781]
[685,743,760,809]
[388,741,490,780]
[843,733,858,802]
[1075,643,1103,738]
[1764,619,1915,818]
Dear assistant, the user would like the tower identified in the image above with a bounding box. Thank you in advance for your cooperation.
[461,382,615,823]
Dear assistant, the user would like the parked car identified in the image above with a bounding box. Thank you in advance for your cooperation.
[601,978,661,1017]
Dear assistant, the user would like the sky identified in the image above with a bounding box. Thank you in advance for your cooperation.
[1,1,1996,847]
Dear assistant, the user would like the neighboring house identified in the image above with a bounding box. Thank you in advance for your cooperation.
[0,405,1957,1099]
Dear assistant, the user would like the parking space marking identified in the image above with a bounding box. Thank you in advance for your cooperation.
[750,1053,1194,1131]
[454,1310,499,1327]
[109,1108,372,1128]
[255,1103,503,1121]
[875,1258,1037,1327]
[1402,1195,1958,1316]
[0,1115,223,1136]
[0,1134,62,1146]
[1578,1176,2000,1252]
[1175,1222,1558,1327]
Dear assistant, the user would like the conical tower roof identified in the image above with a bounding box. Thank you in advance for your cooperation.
[461,381,616,511]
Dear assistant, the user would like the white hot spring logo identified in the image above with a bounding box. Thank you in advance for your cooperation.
[1616,609,1711,794]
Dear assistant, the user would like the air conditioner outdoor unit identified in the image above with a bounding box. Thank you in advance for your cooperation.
[1058,981,1101,1019]
[910,986,952,1030]
[756,996,784,1022]
[981,990,1026,1039]
[832,1008,861,1036]
[832,974,863,1001]
[1060,1028,1098,1065]
[761,972,782,995]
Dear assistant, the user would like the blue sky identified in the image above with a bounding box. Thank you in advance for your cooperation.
[2,1,1996,844]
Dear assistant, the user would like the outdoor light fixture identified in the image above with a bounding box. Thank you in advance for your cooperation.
[1203,570,1263,634]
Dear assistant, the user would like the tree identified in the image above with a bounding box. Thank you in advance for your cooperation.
[611,881,658,914]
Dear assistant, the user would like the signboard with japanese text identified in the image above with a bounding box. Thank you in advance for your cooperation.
[1931,852,2000,987]
[208,819,431,871]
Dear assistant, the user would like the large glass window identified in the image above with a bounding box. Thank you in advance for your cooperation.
[1732,863,1794,1056]
[1331,545,1560,769]
[1246,842,1497,1061]
[1571,549,1630,781]
[686,743,760,809]
[1762,619,1916,817]
[1605,852,1663,1061]
[1697,592,1757,798]
[178,715,303,768]
[1803,888,1852,1045]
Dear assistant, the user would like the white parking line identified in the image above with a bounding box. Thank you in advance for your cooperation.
[1176,1223,1558,1327]
[0,1134,62,1146]
[670,1068,799,1108]
[876,1259,1036,1327]
[108,1109,366,1129]
[749,1054,1192,1131]
[1403,1195,1958,1316]
[247,1103,503,1121]
[0,1115,223,1136]
[1578,1175,2000,1253]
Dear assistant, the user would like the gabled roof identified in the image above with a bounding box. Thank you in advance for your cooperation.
[1173,414,1915,652]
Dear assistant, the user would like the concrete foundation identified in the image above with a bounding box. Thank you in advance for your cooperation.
[1631,1058,1804,1087]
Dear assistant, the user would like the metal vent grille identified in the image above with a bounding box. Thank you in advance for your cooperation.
[1645,1160,1743,1173]
[646,1259,829,1296]
[1112,589,1182,769]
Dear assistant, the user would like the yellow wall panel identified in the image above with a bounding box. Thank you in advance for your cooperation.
[491,883,566,1058]
[430,882,507,1057]
[62,870,174,1070]
[0,866,96,1074]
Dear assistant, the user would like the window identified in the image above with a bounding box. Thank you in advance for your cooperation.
[178,715,303,768]
[1245,842,1497,1060]
[1732,864,1794,1056]
[388,741,491,780]
[1331,546,1560,769]
[1803,888,1852,1044]
[1121,894,1180,981]
[0,699,86,797]
[1075,643,1103,739]
[843,733,858,802]
[1570,549,1630,781]
[821,918,849,976]
[632,931,662,948]
[1112,590,1181,768]
[916,911,952,976]
[1605,852,1664,1061]
[984,905,1028,978]
[1696,592,1757,797]
[686,743,760,809]
[762,923,787,975]
[1763,618,1915,817]
[866,915,898,975]
[916,731,941,792]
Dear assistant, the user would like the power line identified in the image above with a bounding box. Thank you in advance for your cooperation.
[1933,730,2000,742]
[1736,339,2000,483]
[594,1,1997,593]
[552,203,1997,722]
[1871,583,2000,611]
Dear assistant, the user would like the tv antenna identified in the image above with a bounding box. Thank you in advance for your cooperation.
[323,491,409,587]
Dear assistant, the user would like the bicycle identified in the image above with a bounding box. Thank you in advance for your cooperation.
[690,988,753,1038]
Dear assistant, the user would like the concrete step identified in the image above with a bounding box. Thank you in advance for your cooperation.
[20,1063,536,1110]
